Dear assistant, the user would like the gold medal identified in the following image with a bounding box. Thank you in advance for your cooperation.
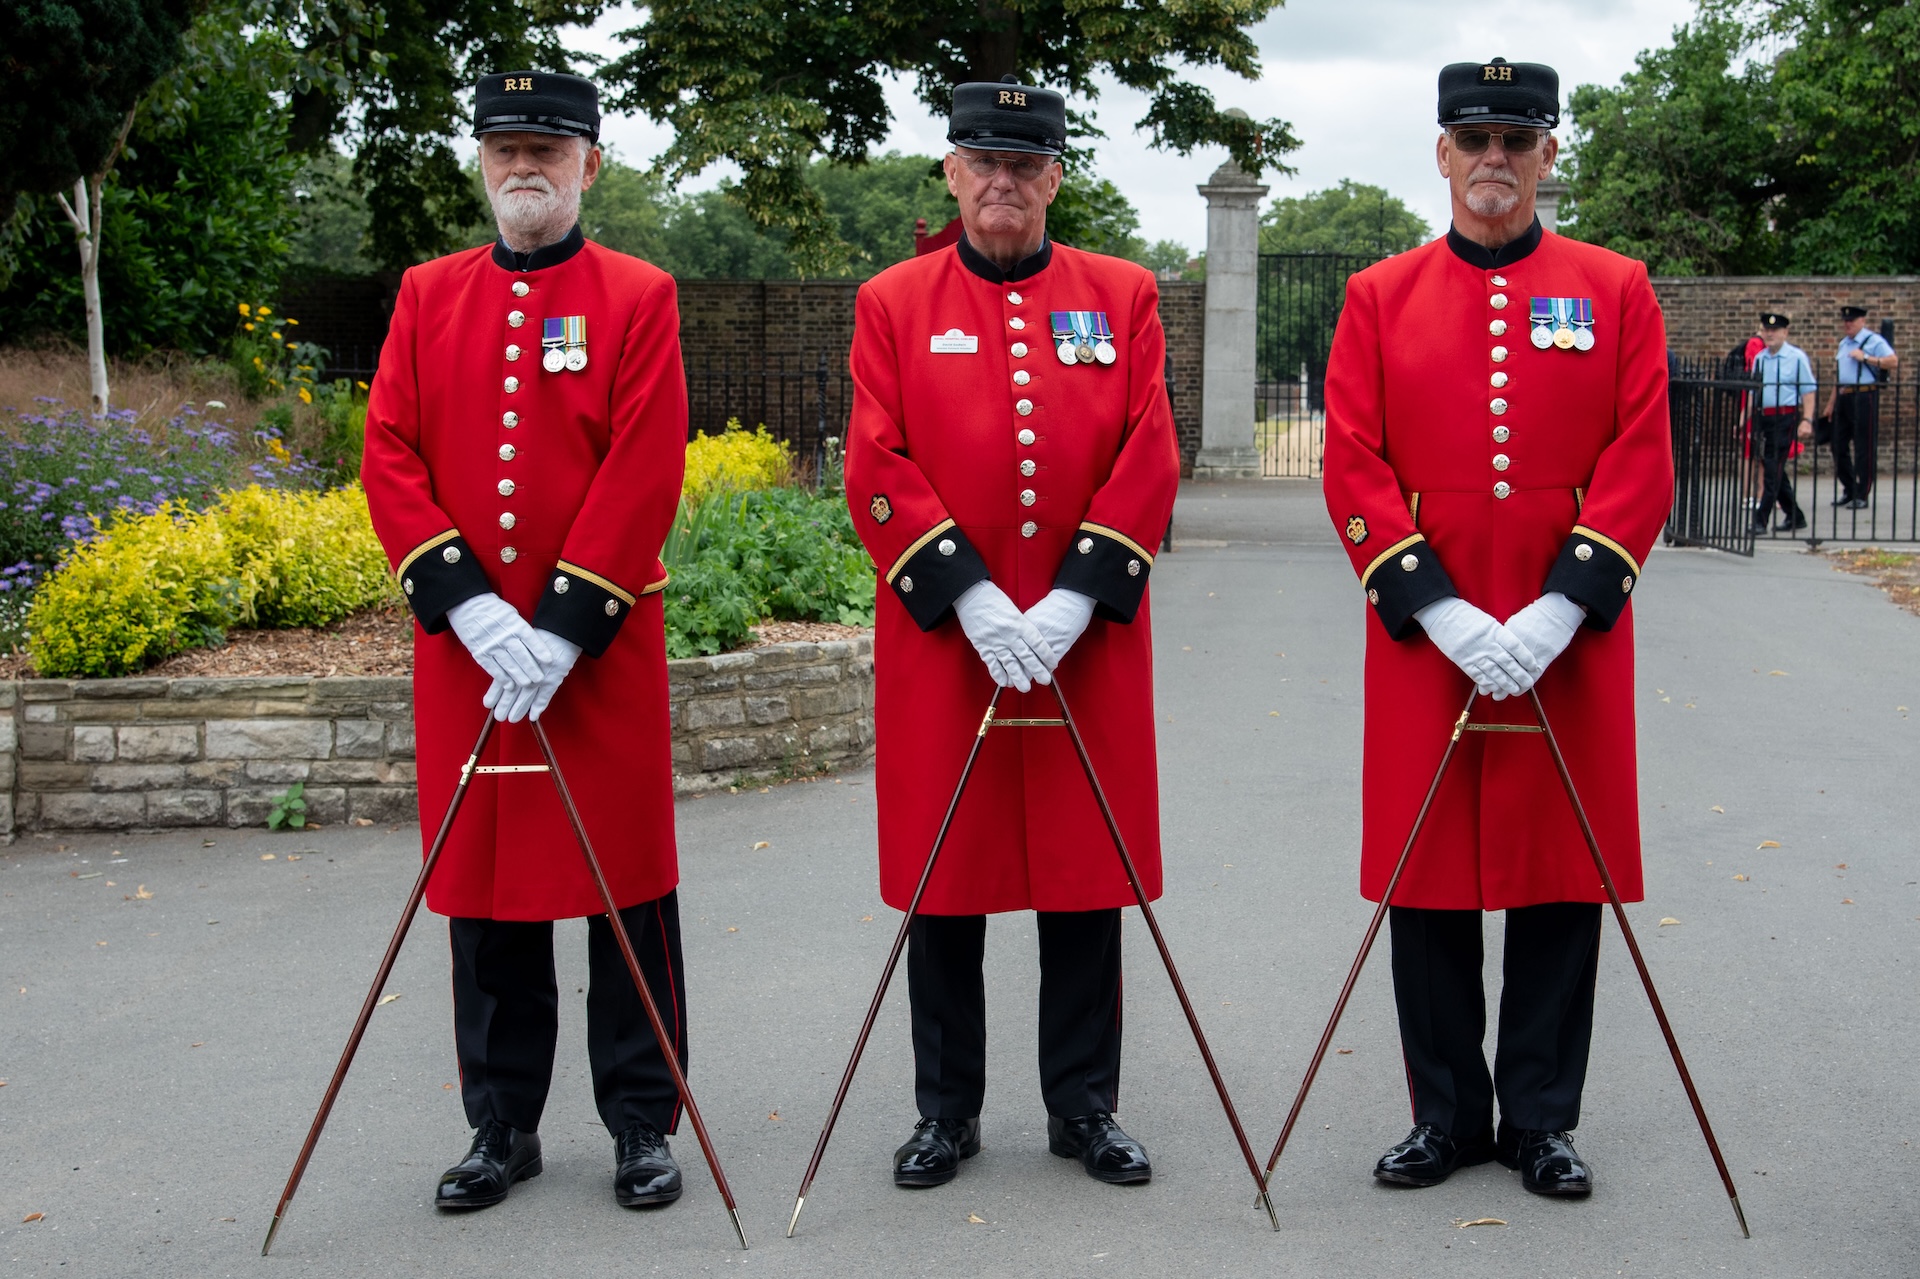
[1553,327,1576,350]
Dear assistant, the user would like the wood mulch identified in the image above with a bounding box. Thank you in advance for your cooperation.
[0,609,869,681]
[1828,548,1920,618]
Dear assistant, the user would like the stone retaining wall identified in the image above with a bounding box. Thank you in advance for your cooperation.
[0,637,873,835]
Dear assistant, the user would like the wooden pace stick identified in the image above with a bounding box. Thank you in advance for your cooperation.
[787,687,1005,1238]
[263,715,497,1256]
[1525,689,1749,1239]
[1256,689,1477,1202]
[1049,677,1282,1231]
[531,720,750,1250]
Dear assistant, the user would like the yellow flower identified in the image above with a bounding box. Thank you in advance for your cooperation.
[238,303,251,316]
[258,307,272,318]
[285,343,296,350]
[356,380,369,390]
[297,388,312,405]
[286,318,299,325]
[252,356,264,369]
[271,331,283,341]
[243,322,255,331]
[268,439,292,461]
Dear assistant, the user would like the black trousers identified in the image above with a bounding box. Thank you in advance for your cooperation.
[1753,411,1805,523]
[1832,389,1880,500]
[449,889,687,1137]
[907,909,1123,1120]
[1389,902,1602,1138]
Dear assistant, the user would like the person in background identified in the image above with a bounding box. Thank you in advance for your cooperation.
[1822,305,1898,510]
[1750,313,1815,534]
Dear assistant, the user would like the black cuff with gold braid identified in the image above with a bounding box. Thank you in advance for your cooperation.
[887,520,989,631]
[1543,525,1640,632]
[531,560,647,658]
[1054,522,1155,623]
[396,531,491,634]
[1362,534,1457,640]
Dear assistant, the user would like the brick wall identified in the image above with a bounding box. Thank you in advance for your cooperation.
[0,639,875,834]
[1653,276,1920,360]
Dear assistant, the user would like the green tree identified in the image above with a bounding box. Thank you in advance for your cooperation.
[602,0,1300,272]
[1259,180,1431,256]
[1561,14,1788,274]
[287,148,377,275]
[0,51,299,356]
[3,0,197,410]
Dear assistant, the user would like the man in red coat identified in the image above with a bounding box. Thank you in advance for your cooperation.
[1321,58,1674,1199]
[845,79,1179,1190]
[363,71,692,1214]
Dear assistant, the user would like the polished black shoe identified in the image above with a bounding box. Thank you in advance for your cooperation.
[435,1120,542,1210]
[1848,497,1870,510]
[1497,1126,1593,1196]
[1775,512,1808,532]
[892,1117,981,1187]
[1372,1123,1495,1187]
[1048,1112,1152,1184]
[1749,519,1771,535]
[613,1121,683,1207]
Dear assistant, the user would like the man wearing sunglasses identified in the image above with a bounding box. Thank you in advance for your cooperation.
[845,78,1178,1192]
[1321,58,1674,1201]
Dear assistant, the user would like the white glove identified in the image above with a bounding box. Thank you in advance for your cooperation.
[448,594,553,717]
[486,630,583,722]
[953,580,1057,692]
[1023,588,1096,670]
[1414,595,1544,700]
[1503,593,1586,676]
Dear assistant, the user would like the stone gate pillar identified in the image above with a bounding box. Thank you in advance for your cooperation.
[1193,157,1269,479]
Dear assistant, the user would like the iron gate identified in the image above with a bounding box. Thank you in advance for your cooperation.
[1255,252,1382,477]
[1665,358,1758,555]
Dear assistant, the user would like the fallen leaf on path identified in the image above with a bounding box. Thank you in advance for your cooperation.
[1268,711,1279,717]
[202,840,216,847]
[95,940,106,947]
[1660,918,1682,926]
[76,872,100,879]
[190,1042,204,1048]
[22,1212,43,1223]
[967,1213,988,1224]
[1733,874,1748,882]
[1769,670,1788,677]
[768,1111,781,1121]
[1455,1217,1506,1228]
[1336,1048,1353,1055]
[443,1083,454,1090]
[1837,863,1848,869]
[220,1216,236,1222]
[0,1080,7,1086]
[1758,840,1781,849]
[1710,806,1725,813]
[1843,899,1855,905]
[260,854,275,861]
[377,994,401,1006]
[104,881,115,887]
[727,926,738,933]
[286,854,302,861]
[860,915,873,922]
[353,817,374,827]
[752,841,770,850]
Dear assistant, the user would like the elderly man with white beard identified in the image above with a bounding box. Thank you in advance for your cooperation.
[362,70,697,1215]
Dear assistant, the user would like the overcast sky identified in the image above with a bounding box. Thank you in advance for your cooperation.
[575,0,1698,252]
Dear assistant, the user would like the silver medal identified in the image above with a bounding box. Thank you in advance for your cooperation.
[1093,341,1116,365]
[565,347,588,372]
[542,347,566,373]
[1572,326,1595,352]
[1531,325,1555,350]
[1057,342,1078,366]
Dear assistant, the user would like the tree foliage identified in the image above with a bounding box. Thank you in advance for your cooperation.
[1564,1,1920,274]
[1,0,198,201]
[602,0,1299,272]
[1259,180,1431,256]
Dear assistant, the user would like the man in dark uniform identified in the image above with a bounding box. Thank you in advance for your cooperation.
[1822,305,1899,509]
[845,80,1180,1190]
[1322,58,1674,1200]
[363,71,694,1213]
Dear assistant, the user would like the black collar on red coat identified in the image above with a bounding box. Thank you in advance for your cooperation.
[1445,216,1542,269]
[957,232,1053,282]
[492,223,586,272]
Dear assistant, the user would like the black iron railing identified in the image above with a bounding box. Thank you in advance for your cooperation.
[1254,252,1383,478]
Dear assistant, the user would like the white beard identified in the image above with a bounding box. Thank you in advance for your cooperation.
[489,168,583,251]
[1464,173,1522,219]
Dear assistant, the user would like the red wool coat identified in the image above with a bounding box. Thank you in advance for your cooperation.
[1322,224,1674,912]
[846,237,1180,915]
[363,229,687,922]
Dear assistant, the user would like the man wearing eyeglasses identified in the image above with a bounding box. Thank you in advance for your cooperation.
[1322,58,1673,1201]
[845,78,1179,1192]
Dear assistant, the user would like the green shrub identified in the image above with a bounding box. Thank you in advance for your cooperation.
[303,379,369,484]
[662,487,875,657]
[27,502,240,678]
[216,484,395,628]
[681,420,792,503]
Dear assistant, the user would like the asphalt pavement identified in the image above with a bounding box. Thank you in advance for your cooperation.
[3,479,1917,1277]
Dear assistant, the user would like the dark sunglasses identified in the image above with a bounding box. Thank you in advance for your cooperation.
[956,152,1054,182]
[1449,127,1546,155]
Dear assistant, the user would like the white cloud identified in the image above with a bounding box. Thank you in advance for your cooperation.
[576,0,1697,253]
